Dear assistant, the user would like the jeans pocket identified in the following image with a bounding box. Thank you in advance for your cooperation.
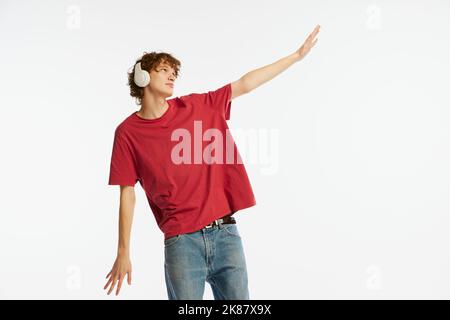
[164,235,182,247]
[222,224,241,238]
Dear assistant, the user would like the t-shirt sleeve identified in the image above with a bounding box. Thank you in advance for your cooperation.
[108,129,139,186]
[190,82,232,120]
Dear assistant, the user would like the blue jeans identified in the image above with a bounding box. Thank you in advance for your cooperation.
[164,220,249,300]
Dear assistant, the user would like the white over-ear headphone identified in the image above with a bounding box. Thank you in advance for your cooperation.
[133,62,150,87]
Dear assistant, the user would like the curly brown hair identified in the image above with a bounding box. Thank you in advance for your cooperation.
[127,51,181,105]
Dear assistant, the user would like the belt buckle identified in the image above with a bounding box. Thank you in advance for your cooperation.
[205,219,220,229]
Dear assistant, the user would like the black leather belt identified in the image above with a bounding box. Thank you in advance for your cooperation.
[204,213,236,229]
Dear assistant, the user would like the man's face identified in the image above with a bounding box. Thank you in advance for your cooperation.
[149,61,177,97]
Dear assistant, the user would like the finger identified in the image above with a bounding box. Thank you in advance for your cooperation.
[313,24,320,34]
[306,32,318,44]
[107,276,118,295]
[309,25,320,39]
[103,276,113,290]
[116,275,124,296]
[127,271,132,285]
[106,270,112,279]
[107,279,116,295]
[308,33,319,46]
[312,38,318,47]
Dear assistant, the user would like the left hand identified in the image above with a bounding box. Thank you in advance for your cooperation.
[294,24,320,61]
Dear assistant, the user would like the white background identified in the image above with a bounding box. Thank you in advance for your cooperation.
[1,0,450,299]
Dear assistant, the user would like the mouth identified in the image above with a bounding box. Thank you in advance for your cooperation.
[166,83,174,88]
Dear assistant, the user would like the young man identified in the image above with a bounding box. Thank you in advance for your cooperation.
[104,25,320,299]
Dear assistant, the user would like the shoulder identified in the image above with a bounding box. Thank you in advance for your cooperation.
[182,83,230,97]
[176,83,230,105]
[114,113,135,137]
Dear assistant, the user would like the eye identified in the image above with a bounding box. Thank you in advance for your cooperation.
[160,67,176,78]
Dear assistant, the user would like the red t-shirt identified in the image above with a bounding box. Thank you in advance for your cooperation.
[108,83,256,239]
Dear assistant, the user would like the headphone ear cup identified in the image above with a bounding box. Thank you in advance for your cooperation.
[133,62,150,87]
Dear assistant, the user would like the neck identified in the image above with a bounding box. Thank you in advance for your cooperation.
[138,91,168,120]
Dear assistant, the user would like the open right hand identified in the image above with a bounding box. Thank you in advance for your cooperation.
[103,254,132,296]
